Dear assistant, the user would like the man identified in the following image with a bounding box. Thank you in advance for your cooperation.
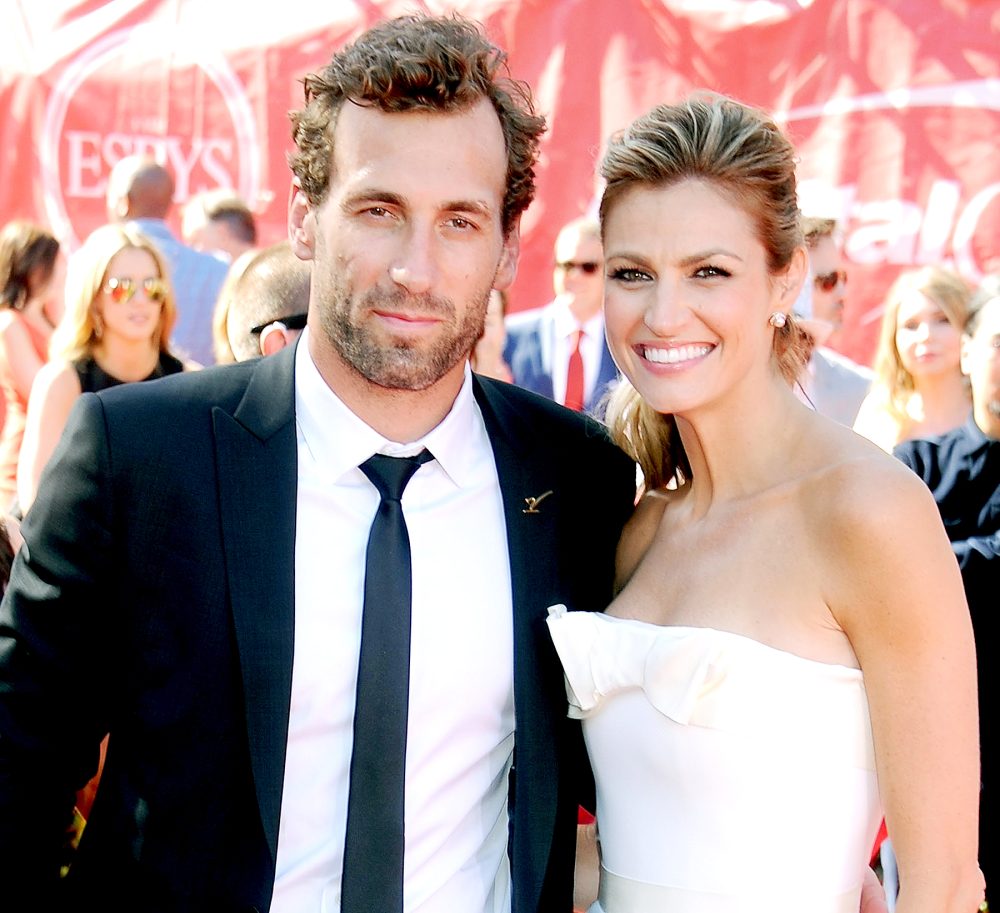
[0,15,634,913]
[105,155,229,365]
[504,217,618,414]
[182,188,259,262]
[894,273,1000,909]
[225,241,310,361]
[798,216,873,426]
[803,217,848,345]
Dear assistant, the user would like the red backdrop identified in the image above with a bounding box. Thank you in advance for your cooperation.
[2,0,998,365]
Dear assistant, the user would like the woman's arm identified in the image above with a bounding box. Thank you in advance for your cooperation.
[825,459,984,913]
[0,317,47,403]
[16,362,82,512]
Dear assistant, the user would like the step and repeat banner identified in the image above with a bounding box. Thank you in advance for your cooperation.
[2,0,998,364]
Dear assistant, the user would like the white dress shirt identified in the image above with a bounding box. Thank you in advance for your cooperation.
[272,331,515,913]
[551,301,605,408]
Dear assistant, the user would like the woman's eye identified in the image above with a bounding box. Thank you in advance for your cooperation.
[609,267,650,283]
[693,265,730,279]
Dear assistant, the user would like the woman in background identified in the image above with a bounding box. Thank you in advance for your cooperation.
[853,267,971,450]
[0,221,64,510]
[17,224,184,511]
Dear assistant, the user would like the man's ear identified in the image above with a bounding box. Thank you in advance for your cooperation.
[288,180,316,261]
[960,333,973,377]
[259,324,292,357]
[494,221,521,292]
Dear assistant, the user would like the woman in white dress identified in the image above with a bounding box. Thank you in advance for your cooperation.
[547,96,984,913]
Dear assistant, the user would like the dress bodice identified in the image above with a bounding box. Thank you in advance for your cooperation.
[546,606,883,913]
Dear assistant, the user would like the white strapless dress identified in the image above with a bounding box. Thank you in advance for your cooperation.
[546,606,883,913]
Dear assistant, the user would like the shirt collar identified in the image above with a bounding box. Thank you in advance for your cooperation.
[552,297,604,339]
[295,327,484,488]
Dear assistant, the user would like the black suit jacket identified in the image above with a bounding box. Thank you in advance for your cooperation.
[0,344,635,912]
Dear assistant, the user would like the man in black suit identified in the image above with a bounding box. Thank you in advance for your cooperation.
[0,14,635,913]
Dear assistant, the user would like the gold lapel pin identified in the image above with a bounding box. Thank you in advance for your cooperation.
[522,490,553,514]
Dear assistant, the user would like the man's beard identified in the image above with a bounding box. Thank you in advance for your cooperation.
[319,280,489,392]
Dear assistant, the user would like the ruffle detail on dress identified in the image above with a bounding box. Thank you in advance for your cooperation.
[546,605,726,725]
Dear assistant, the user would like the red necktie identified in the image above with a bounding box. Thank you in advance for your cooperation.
[564,328,585,411]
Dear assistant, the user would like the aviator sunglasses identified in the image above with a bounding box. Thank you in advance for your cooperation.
[813,270,847,293]
[103,276,169,304]
[556,260,601,275]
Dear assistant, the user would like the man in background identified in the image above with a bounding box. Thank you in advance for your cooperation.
[105,155,228,365]
[797,216,873,426]
[504,216,618,414]
[182,188,258,262]
[225,241,309,361]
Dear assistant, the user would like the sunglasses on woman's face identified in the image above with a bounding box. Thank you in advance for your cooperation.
[556,260,602,275]
[813,270,847,293]
[103,276,168,304]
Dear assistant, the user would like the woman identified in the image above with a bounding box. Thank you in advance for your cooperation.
[0,221,64,510]
[17,224,184,511]
[547,96,983,913]
[854,267,971,450]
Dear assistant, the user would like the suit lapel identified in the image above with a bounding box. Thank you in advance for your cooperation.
[214,345,298,863]
[474,378,566,912]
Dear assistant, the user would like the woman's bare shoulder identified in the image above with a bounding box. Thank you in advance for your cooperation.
[30,360,81,402]
[614,485,679,593]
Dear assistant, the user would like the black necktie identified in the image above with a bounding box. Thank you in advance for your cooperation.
[341,449,433,913]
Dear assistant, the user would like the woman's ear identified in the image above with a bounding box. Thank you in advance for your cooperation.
[778,246,809,307]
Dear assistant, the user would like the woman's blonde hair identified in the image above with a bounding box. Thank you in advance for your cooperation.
[600,95,808,491]
[870,266,972,425]
[50,224,177,364]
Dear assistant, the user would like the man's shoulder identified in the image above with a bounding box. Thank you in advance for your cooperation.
[894,423,967,465]
[130,219,228,278]
[476,375,630,462]
[504,303,554,337]
[813,346,874,384]
[95,358,261,422]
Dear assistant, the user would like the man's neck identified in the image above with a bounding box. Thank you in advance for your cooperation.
[973,403,1000,441]
[308,334,466,443]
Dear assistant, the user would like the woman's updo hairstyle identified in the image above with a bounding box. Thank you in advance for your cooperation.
[600,95,808,491]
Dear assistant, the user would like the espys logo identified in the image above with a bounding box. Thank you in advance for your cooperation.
[41,25,262,248]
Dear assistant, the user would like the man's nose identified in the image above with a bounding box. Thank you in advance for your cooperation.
[389,227,435,295]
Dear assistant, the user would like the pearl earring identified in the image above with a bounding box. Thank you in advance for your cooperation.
[768,312,787,328]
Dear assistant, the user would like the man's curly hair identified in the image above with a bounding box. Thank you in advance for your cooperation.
[289,14,545,235]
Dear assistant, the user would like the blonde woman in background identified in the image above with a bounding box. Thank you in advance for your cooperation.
[17,224,185,511]
[853,267,971,451]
